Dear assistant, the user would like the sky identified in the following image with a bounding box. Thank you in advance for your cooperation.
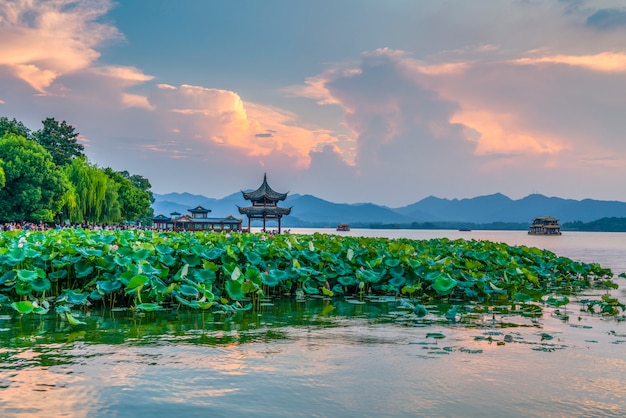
[1,0,626,207]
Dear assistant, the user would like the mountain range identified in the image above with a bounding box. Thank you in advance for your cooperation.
[152,192,626,228]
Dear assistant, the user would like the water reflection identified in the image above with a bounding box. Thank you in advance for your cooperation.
[0,296,625,417]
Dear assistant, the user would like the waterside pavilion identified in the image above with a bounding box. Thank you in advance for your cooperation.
[238,174,291,233]
[152,205,242,232]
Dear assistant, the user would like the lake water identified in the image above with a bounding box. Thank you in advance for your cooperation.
[1,230,625,417]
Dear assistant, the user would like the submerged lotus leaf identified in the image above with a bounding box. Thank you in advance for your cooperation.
[65,312,86,326]
[432,275,457,295]
[136,303,163,312]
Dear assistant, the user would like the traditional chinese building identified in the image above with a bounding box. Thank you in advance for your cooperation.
[238,174,291,233]
[528,216,562,235]
[152,205,242,232]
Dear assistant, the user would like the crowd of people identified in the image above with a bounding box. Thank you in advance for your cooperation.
[1,222,147,232]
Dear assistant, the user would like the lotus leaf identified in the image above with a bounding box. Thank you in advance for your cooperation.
[225,279,245,300]
[432,275,457,295]
[136,303,163,312]
[179,284,199,298]
[338,276,356,286]
[11,300,34,314]
[126,275,149,292]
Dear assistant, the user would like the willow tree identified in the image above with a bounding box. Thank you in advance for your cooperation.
[63,157,121,223]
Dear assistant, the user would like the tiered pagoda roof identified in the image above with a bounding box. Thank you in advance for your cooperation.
[242,173,288,203]
[238,174,291,233]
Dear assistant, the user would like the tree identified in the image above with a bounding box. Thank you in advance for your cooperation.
[0,134,69,222]
[62,157,122,224]
[104,168,154,225]
[0,116,31,138]
[33,117,84,166]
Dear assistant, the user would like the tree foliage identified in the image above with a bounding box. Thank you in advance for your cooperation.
[33,117,84,166]
[0,117,31,138]
[0,134,69,222]
[0,115,155,224]
[62,158,122,224]
[104,168,154,224]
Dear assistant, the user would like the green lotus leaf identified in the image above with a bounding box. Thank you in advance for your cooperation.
[389,275,407,288]
[356,269,381,283]
[245,251,263,265]
[33,304,49,315]
[302,280,319,295]
[0,270,16,285]
[31,277,51,293]
[126,275,149,292]
[66,312,86,326]
[179,284,199,297]
[155,244,174,255]
[225,279,245,300]
[513,292,533,302]
[338,276,356,286]
[114,255,133,267]
[17,269,45,281]
[432,275,457,295]
[414,304,428,317]
[136,303,163,312]
[192,268,217,284]
[97,280,122,294]
[426,332,446,339]
[384,258,401,268]
[262,269,287,287]
[48,269,68,280]
[205,247,225,260]
[158,253,177,266]
[15,281,33,296]
[11,300,34,314]
[74,260,94,278]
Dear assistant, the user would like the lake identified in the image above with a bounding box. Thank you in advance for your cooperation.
[1,229,625,417]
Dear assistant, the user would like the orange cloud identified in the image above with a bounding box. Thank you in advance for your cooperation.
[148,84,342,167]
[513,52,626,72]
[0,0,121,92]
[451,110,565,156]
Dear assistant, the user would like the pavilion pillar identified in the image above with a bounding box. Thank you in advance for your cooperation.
[278,216,282,234]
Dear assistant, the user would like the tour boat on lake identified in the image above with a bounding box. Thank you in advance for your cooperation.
[528,216,562,235]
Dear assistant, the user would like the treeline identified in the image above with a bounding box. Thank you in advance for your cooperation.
[0,116,154,225]
[563,218,626,232]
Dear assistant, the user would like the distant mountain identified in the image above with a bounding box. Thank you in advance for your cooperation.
[152,192,626,227]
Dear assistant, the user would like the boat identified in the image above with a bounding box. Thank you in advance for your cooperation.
[336,224,350,231]
[459,227,472,232]
[528,216,562,235]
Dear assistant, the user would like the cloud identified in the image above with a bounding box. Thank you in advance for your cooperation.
[0,0,121,92]
[512,52,626,72]
[587,8,626,30]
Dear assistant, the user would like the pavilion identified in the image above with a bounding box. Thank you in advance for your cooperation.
[152,205,242,232]
[238,174,291,233]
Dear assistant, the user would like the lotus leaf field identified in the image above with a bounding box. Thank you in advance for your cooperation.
[0,229,623,321]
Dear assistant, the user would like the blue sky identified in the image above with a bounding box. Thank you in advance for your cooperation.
[2,0,626,206]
